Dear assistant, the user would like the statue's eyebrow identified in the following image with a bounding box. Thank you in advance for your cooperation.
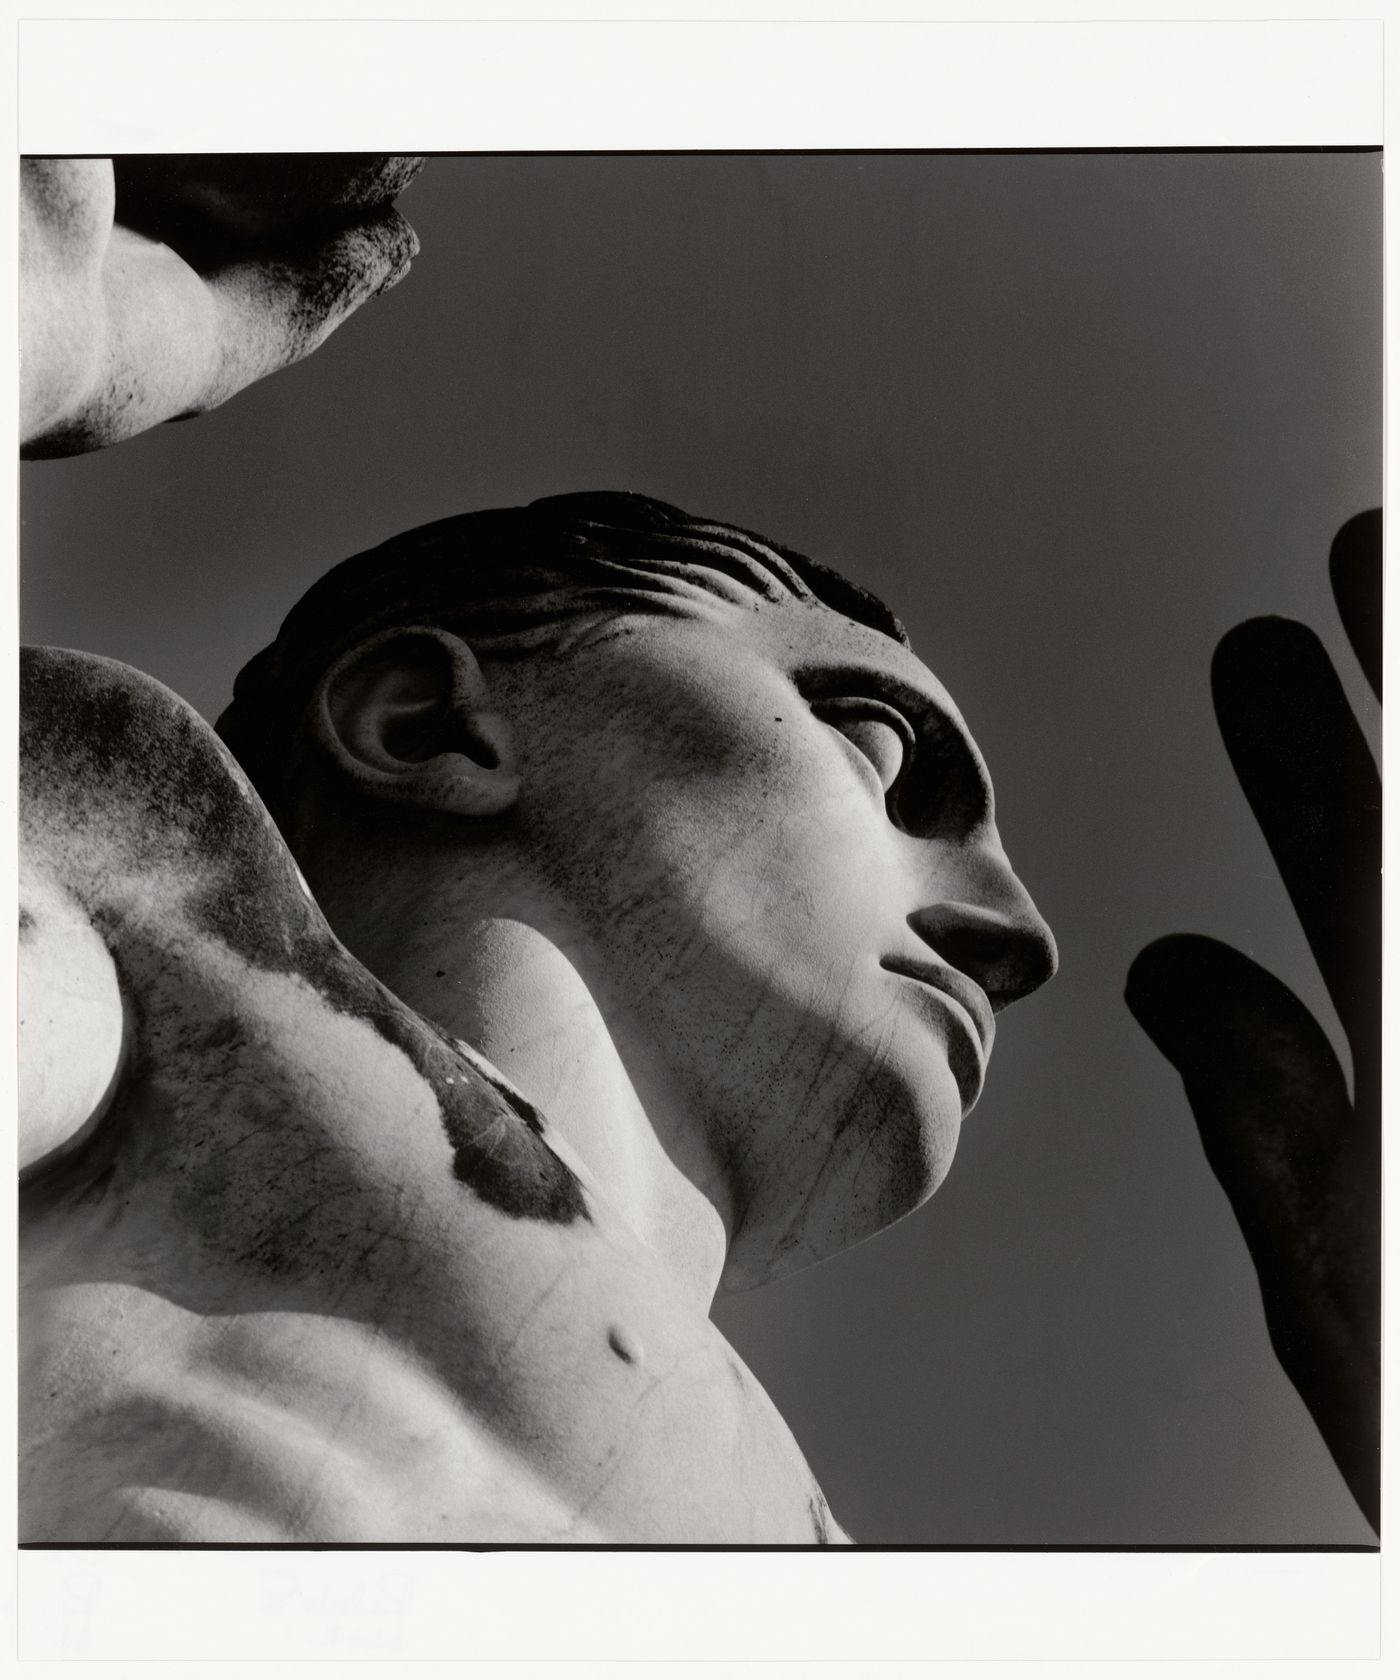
[792,659,994,839]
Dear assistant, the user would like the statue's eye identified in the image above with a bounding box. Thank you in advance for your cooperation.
[811,697,913,796]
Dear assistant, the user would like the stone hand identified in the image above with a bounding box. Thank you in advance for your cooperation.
[21,155,424,458]
[1125,510,1381,1533]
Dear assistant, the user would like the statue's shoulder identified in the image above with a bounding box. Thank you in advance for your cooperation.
[20,644,276,1175]
[21,642,300,924]
[19,644,586,1223]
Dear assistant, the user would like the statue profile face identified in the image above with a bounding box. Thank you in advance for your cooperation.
[489,586,1057,1288]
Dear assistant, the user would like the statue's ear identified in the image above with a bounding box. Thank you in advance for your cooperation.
[314,626,520,818]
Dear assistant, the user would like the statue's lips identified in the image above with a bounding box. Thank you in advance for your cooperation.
[878,956,994,1109]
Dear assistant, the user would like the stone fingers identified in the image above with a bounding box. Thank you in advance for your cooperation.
[1210,616,1381,1126]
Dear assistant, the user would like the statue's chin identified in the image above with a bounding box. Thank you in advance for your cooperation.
[718,1087,961,1292]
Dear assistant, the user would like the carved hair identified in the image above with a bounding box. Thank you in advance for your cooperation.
[216,490,908,815]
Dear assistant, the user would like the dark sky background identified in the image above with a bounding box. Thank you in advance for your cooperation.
[21,152,1381,1544]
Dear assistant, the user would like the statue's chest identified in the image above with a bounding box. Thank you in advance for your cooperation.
[23,1252,839,1544]
[21,948,839,1543]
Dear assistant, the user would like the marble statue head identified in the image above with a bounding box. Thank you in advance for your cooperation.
[217,492,1056,1281]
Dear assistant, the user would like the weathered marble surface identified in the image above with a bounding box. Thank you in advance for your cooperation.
[19,647,844,1542]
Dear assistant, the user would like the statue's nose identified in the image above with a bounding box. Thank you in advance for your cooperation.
[908,859,1057,1013]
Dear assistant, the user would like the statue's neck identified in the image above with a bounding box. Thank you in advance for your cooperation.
[328,908,729,1309]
